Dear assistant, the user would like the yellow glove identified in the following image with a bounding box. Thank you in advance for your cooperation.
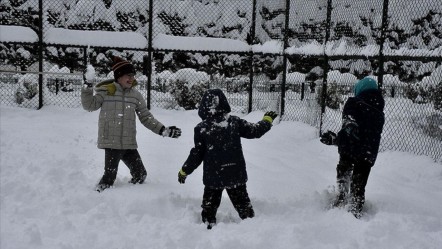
[178,169,187,184]
[263,111,278,123]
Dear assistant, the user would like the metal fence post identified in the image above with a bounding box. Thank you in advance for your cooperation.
[319,0,333,135]
[301,83,305,101]
[248,0,257,113]
[146,0,154,110]
[83,47,87,85]
[248,52,253,113]
[378,0,390,89]
[38,0,43,109]
[280,0,291,117]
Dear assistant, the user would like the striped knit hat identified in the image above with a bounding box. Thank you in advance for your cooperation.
[112,56,135,80]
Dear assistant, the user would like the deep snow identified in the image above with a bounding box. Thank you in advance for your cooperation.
[1,105,441,249]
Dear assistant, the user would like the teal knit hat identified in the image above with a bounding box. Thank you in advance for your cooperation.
[354,77,378,96]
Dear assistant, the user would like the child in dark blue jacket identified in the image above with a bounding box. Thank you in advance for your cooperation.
[321,77,385,218]
[178,89,277,229]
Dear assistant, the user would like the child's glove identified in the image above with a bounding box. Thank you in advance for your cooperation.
[178,169,187,184]
[162,126,182,138]
[263,111,278,123]
[320,130,337,145]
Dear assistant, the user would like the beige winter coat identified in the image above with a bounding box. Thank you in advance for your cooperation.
[81,80,164,149]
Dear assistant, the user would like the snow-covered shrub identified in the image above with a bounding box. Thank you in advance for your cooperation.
[226,77,249,93]
[317,82,343,110]
[168,69,210,110]
[169,79,208,110]
[15,74,38,104]
[404,83,431,104]
[413,113,442,140]
[432,81,442,111]
[153,70,174,93]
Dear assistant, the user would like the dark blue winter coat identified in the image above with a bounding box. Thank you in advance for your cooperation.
[182,89,272,189]
[337,89,385,166]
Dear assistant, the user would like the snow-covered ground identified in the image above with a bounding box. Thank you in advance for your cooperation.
[1,105,441,249]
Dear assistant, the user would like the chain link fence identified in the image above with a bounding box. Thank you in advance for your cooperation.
[0,0,441,161]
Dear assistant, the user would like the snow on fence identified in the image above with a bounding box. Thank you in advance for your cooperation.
[0,0,441,161]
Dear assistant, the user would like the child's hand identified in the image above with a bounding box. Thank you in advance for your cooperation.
[320,130,337,145]
[263,111,278,123]
[178,169,187,184]
[162,126,182,138]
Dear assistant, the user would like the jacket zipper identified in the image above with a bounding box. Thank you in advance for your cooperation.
[120,89,126,149]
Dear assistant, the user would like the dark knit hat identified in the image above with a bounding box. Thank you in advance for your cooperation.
[112,56,135,80]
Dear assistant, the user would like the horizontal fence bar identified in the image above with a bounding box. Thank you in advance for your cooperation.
[0,70,84,76]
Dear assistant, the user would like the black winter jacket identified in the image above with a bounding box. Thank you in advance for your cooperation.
[337,89,385,166]
[182,89,272,188]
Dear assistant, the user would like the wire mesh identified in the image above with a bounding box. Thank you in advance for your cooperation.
[0,72,39,109]
[329,0,384,55]
[288,0,327,46]
[0,0,441,161]
[385,0,441,57]
[44,0,151,34]
[152,0,253,42]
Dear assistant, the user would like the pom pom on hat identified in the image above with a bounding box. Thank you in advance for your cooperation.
[112,56,135,80]
[354,77,378,96]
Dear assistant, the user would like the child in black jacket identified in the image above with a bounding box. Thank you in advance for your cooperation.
[321,77,385,218]
[177,89,277,229]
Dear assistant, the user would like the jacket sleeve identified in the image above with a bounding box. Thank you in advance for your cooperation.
[81,87,104,111]
[238,118,272,139]
[182,126,205,175]
[135,91,164,135]
[338,115,360,141]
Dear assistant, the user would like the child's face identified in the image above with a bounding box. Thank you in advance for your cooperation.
[118,73,135,89]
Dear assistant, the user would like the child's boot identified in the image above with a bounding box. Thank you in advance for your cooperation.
[96,183,111,192]
[202,213,216,230]
[349,172,367,218]
[129,173,146,184]
[349,195,364,219]
[333,170,351,208]
[201,204,218,230]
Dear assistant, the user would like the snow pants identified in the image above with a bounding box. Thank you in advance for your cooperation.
[201,185,254,224]
[336,155,371,206]
[99,149,147,186]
